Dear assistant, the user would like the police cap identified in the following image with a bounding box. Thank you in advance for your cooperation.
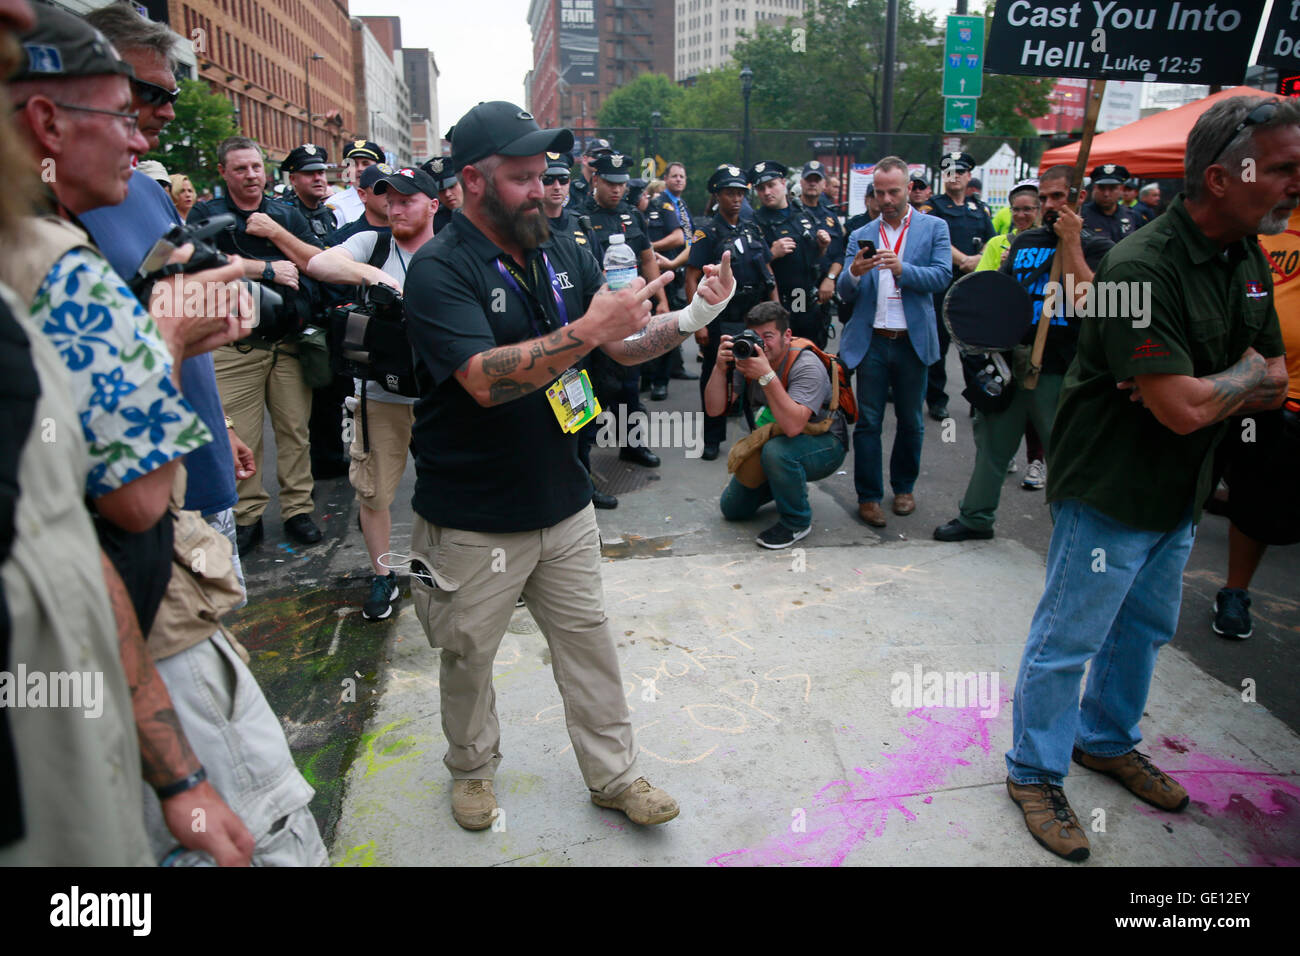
[801,160,826,180]
[708,164,749,192]
[451,101,574,170]
[909,174,930,189]
[13,3,135,83]
[420,155,459,191]
[345,140,385,163]
[591,152,631,183]
[940,151,976,173]
[1090,163,1129,185]
[584,137,614,158]
[748,160,787,187]
[359,163,393,190]
[283,143,328,174]
[544,151,570,176]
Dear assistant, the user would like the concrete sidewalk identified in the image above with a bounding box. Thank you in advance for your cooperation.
[329,536,1300,867]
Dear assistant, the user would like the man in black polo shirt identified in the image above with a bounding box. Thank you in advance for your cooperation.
[403,101,737,832]
[1004,97,1294,862]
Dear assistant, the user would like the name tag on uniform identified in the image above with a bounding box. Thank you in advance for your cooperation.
[734,238,745,254]
[545,368,601,433]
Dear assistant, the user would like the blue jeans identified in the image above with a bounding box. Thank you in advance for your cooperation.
[851,336,927,503]
[1005,499,1196,786]
[720,432,846,531]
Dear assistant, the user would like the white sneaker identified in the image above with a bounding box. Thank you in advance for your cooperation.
[1022,459,1046,490]
[1006,459,1018,473]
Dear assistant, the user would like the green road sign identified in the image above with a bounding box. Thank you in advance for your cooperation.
[944,15,984,97]
[943,97,978,133]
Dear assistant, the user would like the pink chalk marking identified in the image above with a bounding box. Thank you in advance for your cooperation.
[710,700,1004,867]
[923,796,933,804]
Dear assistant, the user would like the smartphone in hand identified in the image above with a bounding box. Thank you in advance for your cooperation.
[857,239,877,257]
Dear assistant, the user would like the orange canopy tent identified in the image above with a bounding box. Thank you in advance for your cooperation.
[1038,86,1274,179]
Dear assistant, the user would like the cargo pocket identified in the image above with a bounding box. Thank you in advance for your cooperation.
[408,525,495,656]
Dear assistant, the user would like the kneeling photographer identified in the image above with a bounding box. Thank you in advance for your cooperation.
[306,166,437,621]
[707,301,848,549]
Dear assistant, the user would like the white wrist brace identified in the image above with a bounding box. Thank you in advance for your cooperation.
[677,280,736,334]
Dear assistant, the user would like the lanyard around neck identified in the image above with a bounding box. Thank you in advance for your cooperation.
[881,210,911,255]
[495,251,571,337]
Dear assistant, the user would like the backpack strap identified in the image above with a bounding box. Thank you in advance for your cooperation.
[779,338,841,414]
[366,231,392,270]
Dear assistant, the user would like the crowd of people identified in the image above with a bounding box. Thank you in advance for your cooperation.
[1,0,1297,866]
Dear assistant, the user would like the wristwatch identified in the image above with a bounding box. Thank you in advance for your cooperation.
[261,262,275,283]
[758,371,777,388]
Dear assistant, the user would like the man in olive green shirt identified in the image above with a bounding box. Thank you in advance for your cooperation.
[1004,96,1295,863]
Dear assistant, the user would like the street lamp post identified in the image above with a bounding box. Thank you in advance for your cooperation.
[740,65,753,170]
[650,110,661,169]
[304,53,324,145]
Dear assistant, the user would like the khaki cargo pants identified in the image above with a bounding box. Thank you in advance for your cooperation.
[409,504,640,799]
[213,343,315,525]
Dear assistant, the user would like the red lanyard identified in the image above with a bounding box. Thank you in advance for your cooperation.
[881,210,911,255]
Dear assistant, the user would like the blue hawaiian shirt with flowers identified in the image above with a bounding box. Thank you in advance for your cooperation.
[33,247,211,498]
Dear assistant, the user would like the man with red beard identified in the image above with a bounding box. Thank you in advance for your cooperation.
[306,166,437,621]
[402,102,737,832]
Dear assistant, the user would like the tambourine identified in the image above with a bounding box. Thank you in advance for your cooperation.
[942,270,1033,355]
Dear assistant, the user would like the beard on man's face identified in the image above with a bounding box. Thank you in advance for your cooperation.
[1257,200,1297,236]
[482,172,549,249]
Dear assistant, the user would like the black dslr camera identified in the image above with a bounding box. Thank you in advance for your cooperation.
[731,328,764,360]
[131,213,290,340]
[326,282,418,397]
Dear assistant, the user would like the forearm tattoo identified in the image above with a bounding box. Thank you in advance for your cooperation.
[469,326,588,406]
[1204,351,1269,424]
[619,311,691,360]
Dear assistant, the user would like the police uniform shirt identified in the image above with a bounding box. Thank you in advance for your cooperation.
[284,192,338,243]
[644,196,683,249]
[403,210,604,534]
[753,202,821,299]
[808,194,846,279]
[190,194,323,260]
[929,192,995,261]
[1082,201,1142,244]
[687,214,774,303]
[568,173,591,207]
[576,196,651,262]
[547,206,599,264]
[433,203,453,233]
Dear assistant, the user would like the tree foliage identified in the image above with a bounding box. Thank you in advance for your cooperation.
[145,79,238,193]
[597,72,684,130]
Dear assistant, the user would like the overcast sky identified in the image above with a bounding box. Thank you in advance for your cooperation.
[346,0,961,136]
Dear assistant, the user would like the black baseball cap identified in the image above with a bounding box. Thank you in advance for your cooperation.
[372,167,439,199]
[748,160,787,187]
[282,143,328,173]
[344,140,385,162]
[968,177,982,190]
[910,174,930,189]
[801,160,826,180]
[708,164,748,192]
[420,155,458,191]
[591,152,632,183]
[13,2,135,83]
[451,101,574,170]
[940,151,975,173]
[359,163,392,190]
[1090,163,1129,185]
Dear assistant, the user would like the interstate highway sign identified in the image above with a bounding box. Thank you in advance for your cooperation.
[944,15,985,97]
[983,0,1266,85]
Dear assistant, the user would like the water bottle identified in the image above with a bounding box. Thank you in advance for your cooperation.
[603,233,638,290]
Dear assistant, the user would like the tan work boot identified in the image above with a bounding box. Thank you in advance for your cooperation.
[859,501,887,527]
[1073,747,1189,812]
[591,777,679,825]
[451,779,497,830]
[1006,777,1090,862]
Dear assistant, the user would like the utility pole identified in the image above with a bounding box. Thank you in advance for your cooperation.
[305,53,324,144]
[881,0,898,155]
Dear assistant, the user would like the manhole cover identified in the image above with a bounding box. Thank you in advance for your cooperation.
[590,449,661,496]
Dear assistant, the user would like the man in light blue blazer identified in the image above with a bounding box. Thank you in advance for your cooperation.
[837,157,952,527]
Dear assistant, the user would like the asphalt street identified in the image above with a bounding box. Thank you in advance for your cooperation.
[228,335,1300,865]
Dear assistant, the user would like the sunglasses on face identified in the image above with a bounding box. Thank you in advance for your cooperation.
[542,175,569,186]
[1210,99,1279,166]
[132,78,181,107]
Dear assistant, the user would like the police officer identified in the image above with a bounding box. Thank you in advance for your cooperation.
[910,174,934,214]
[569,138,613,207]
[749,160,830,347]
[798,160,847,343]
[421,156,460,232]
[1082,163,1143,244]
[331,139,386,228]
[686,164,777,460]
[926,150,995,420]
[575,152,667,468]
[280,143,340,242]
[639,179,688,400]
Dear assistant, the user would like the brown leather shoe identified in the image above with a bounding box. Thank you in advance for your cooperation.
[893,493,915,516]
[1006,778,1090,862]
[1072,748,1189,812]
[858,501,887,527]
[451,779,497,830]
[591,777,679,825]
